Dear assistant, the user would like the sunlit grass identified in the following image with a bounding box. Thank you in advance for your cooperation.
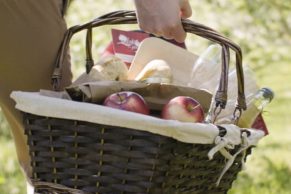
[0,137,26,194]
[228,60,291,194]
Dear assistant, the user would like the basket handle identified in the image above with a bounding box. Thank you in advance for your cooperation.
[52,10,246,112]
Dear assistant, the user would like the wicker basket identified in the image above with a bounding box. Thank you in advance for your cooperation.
[16,10,261,194]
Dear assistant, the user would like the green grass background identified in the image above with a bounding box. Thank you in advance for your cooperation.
[1,0,290,193]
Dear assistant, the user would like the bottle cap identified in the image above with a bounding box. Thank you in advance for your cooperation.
[261,87,274,101]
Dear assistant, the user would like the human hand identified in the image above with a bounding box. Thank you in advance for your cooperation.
[134,0,192,43]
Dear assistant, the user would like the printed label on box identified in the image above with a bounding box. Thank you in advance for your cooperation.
[112,29,149,64]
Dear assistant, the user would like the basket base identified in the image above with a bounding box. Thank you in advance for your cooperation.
[23,113,248,194]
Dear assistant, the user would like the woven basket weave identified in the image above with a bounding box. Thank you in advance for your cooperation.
[24,113,247,194]
[22,10,251,194]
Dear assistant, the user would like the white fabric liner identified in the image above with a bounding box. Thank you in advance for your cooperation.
[11,91,264,145]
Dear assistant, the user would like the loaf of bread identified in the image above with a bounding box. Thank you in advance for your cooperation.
[94,55,128,81]
[135,59,173,84]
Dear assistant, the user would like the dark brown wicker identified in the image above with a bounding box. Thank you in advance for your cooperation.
[22,10,251,194]
[53,10,246,111]
[24,113,245,194]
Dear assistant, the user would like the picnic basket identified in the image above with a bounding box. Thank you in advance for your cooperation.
[11,10,265,194]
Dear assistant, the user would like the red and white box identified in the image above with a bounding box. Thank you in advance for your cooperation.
[102,29,186,67]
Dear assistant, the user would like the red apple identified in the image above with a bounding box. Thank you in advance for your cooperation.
[161,96,204,123]
[103,91,150,115]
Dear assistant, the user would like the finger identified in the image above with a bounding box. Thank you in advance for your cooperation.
[146,25,161,37]
[180,0,192,19]
[162,30,174,40]
[171,23,186,43]
[138,21,152,34]
[152,29,163,37]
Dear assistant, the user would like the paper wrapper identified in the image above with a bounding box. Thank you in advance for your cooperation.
[65,81,212,113]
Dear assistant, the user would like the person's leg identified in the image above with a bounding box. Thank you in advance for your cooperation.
[0,0,72,182]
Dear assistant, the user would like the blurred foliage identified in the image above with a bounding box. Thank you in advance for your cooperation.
[0,136,26,194]
[0,110,10,138]
[188,0,291,70]
[1,0,290,193]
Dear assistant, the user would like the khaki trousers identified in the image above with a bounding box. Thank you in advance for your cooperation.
[0,0,72,186]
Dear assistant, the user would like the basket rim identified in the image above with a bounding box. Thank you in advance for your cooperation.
[11,91,265,146]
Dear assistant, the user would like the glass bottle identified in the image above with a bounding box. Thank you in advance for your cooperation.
[238,87,274,128]
[188,44,222,94]
[214,65,259,123]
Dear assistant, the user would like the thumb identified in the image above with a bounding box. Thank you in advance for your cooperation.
[180,0,192,19]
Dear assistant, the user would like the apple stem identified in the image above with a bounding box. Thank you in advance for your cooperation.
[187,104,200,112]
[117,93,124,102]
